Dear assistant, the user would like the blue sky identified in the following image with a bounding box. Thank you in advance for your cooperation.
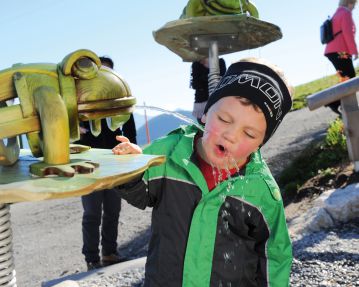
[1,0,358,112]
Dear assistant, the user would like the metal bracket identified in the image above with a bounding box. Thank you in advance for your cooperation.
[190,33,238,54]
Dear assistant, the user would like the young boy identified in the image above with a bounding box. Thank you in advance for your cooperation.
[113,58,293,287]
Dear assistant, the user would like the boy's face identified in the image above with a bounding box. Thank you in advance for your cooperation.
[199,97,266,169]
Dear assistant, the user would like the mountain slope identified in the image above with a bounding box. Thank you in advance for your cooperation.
[136,110,196,145]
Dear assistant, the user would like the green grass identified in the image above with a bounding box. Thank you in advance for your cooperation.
[292,67,359,110]
[277,118,348,200]
[276,66,359,201]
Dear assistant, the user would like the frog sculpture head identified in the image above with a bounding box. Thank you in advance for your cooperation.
[0,49,136,176]
[180,0,259,19]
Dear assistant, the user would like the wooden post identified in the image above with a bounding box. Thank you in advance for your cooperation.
[341,92,359,171]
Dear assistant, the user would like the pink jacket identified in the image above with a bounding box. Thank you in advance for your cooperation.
[324,6,358,56]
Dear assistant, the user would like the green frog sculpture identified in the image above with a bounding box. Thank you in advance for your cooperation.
[181,0,259,18]
[0,49,136,177]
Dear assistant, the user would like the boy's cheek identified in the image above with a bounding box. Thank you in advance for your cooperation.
[205,122,221,137]
[232,142,256,158]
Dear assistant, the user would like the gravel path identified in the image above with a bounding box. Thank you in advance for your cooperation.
[291,220,359,287]
[11,106,354,287]
[75,220,359,287]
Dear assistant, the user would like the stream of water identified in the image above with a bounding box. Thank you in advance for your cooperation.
[135,105,205,132]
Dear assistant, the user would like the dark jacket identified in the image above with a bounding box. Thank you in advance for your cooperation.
[191,59,227,103]
[76,114,137,149]
[119,125,292,287]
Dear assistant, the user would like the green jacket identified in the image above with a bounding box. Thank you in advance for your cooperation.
[119,125,292,287]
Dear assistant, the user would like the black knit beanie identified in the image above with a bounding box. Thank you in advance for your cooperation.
[203,61,292,144]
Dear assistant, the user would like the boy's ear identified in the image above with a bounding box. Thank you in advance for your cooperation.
[201,113,207,124]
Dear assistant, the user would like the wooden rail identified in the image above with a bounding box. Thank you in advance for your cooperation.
[307,77,359,171]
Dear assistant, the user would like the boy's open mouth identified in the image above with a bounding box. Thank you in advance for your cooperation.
[216,144,226,156]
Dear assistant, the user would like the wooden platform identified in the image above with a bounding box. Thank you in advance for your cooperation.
[153,14,282,62]
[0,149,165,204]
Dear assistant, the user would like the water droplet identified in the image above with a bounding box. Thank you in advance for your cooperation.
[223,251,235,264]
[223,220,229,231]
[210,162,218,186]
[230,157,241,174]
[223,252,231,264]
[218,167,223,183]
[225,167,231,180]
[221,209,229,218]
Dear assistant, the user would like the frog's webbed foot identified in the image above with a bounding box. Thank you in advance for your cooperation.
[30,159,99,177]
[0,137,20,166]
[69,144,91,154]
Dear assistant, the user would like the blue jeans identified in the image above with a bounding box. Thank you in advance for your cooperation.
[81,188,122,263]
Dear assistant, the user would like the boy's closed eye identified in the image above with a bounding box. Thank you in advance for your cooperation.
[217,115,231,124]
[244,131,256,139]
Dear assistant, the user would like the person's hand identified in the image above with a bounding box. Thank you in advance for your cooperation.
[112,135,142,155]
[79,126,88,134]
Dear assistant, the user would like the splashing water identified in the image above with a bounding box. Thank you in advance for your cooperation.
[135,105,205,131]
[225,154,248,213]
[210,162,218,187]
[230,157,241,175]
[241,203,245,213]
[220,194,226,203]
[225,166,233,193]
[137,106,246,211]
[223,251,235,264]
[221,209,231,234]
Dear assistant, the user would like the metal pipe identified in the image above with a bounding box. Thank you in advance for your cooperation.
[208,41,221,96]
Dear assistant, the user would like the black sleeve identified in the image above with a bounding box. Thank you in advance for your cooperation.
[190,61,203,89]
[219,58,227,76]
[116,176,150,210]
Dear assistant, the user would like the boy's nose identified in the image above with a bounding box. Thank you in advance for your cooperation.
[223,130,237,144]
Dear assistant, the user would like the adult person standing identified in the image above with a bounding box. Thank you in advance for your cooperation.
[324,0,358,115]
[78,56,133,270]
[190,57,226,123]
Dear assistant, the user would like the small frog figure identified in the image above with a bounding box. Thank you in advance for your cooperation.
[181,0,259,19]
[0,49,136,177]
